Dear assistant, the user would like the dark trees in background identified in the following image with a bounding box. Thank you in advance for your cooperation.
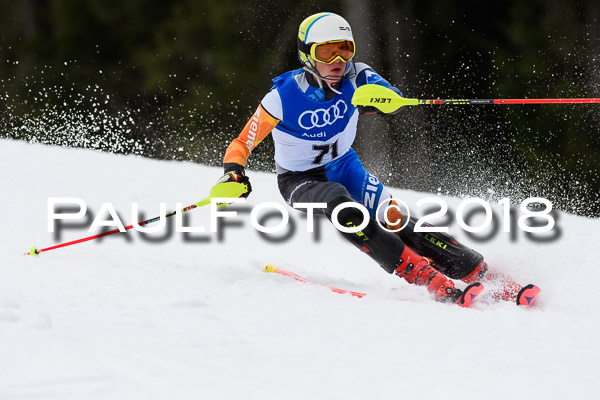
[1,0,598,215]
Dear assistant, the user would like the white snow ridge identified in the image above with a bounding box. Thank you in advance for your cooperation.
[1,139,598,399]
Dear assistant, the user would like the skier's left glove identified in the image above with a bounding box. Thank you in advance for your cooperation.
[210,163,252,202]
[357,84,404,116]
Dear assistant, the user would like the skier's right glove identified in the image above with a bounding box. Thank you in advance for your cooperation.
[209,163,252,203]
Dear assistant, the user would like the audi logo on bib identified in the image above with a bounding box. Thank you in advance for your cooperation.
[298,100,348,130]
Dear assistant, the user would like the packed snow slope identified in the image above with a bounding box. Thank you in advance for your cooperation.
[1,139,598,400]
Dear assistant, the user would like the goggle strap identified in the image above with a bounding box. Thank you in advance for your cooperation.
[297,38,312,55]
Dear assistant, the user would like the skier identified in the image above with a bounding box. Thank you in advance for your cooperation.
[211,12,539,306]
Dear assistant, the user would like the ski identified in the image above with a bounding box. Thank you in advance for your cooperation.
[516,284,541,306]
[263,264,483,308]
[467,268,541,307]
[485,275,541,306]
[263,264,367,298]
[456,282,484,308]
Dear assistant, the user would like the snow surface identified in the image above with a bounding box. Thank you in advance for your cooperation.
[1,139,599,399]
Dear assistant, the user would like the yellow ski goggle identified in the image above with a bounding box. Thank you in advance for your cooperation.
[310,40,355,64]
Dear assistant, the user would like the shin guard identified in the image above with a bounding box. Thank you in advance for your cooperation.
[396,216,484,280]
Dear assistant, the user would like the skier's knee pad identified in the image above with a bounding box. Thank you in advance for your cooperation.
[325,195,405,274]
[397,216,484,280]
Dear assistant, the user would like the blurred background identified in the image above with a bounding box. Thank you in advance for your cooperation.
[1,0,599,216]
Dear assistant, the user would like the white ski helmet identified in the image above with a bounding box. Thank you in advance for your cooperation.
[297,12,355,72]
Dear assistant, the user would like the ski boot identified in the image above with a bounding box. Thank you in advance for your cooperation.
[394,245,483,307]
[385,210,485,281]
[384,204,539,307]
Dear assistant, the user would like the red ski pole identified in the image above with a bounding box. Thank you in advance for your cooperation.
[24,178,250,256]
[25,197,211,256]
[352,84,600,113]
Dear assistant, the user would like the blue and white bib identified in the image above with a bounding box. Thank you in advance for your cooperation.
[260,63,402,172]
[262,69,358,172]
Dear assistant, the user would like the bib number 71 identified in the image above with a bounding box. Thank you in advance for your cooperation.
[312,140,339,164]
